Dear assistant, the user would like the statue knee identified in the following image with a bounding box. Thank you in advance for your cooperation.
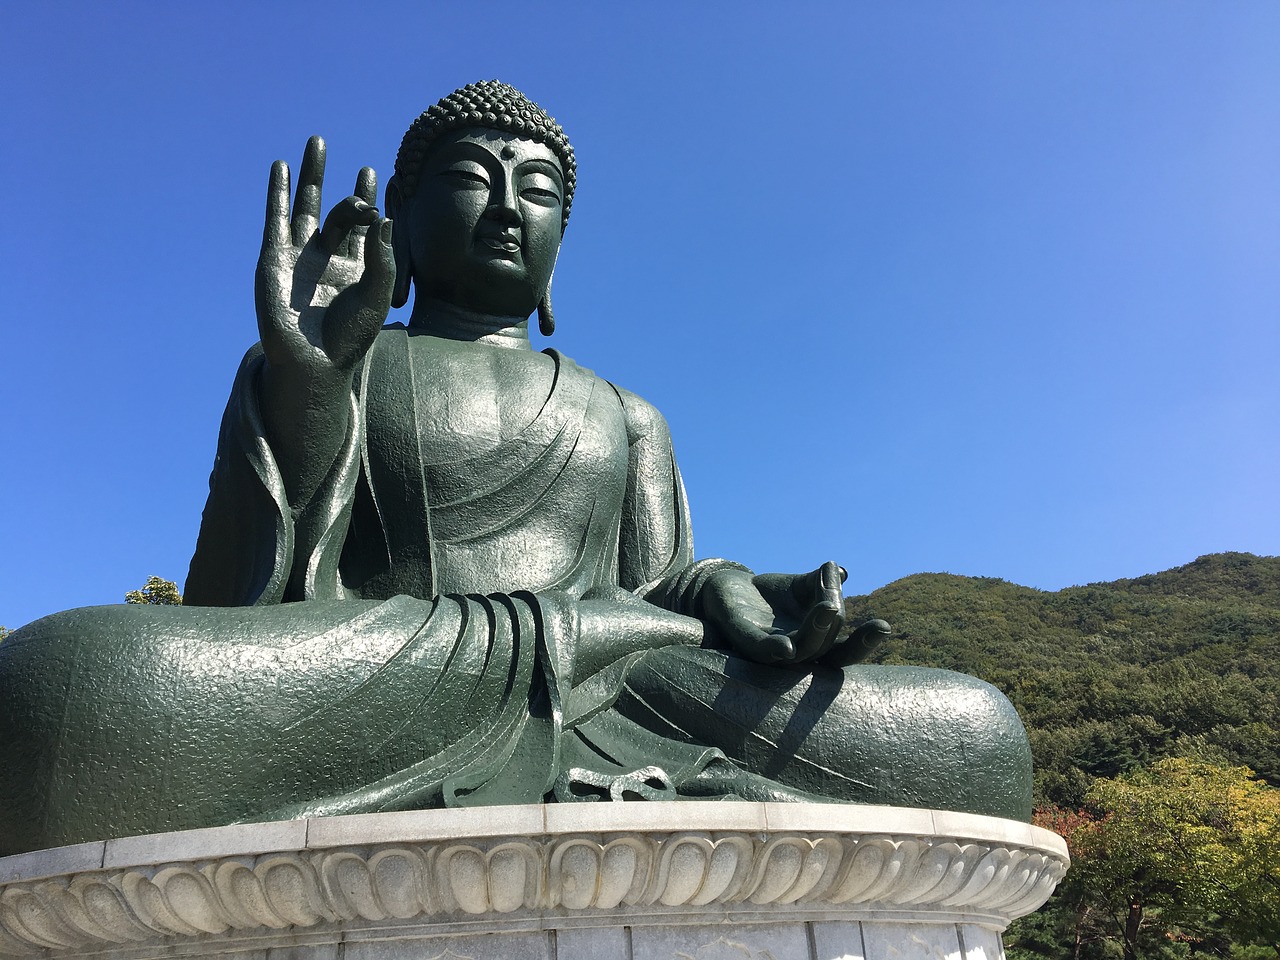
[847,665,1033,820]
[611,649,1033,820]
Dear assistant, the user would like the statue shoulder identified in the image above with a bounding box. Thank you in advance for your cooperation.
[537,348,671,445]
[611,382,673,447]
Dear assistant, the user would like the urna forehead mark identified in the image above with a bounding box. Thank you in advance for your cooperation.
[423,130,565,186]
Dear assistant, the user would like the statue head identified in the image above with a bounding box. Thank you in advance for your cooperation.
[386,81,577,334]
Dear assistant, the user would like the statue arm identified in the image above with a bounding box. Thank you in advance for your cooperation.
[254,137,392,547]
[610,386,889,667]
[611,386,750,614]
[185,345,363,606]
[187,138,394,607]
[613,385,696,593]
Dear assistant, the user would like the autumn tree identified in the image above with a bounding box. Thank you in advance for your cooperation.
[1007,806,1107,960]
[1075,759,1279,959]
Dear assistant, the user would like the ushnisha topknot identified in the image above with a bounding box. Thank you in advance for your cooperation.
[394,80,577,226]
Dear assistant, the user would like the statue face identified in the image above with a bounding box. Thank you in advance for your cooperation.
[405,128,565,317]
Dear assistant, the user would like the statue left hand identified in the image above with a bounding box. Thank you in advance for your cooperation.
[701,561,890,667]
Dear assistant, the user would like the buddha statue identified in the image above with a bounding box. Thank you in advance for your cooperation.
[0,82,1031,858]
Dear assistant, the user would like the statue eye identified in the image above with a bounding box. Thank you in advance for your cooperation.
[519,173,561,207]
[440,163,490,189]
[521,187,560,205]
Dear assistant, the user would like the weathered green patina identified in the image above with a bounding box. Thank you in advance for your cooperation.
[0,83,1031,856]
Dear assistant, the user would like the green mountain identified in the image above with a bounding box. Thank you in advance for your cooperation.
[844,552,1280,807]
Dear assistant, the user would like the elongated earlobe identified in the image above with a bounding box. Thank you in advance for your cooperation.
[537,268,556,336]
[391,245,412,309]
[537,292,555,336]
[384,178,412,309]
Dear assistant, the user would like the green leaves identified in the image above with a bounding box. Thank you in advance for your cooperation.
[1048,760,1280,958]
[1009,762,1280,960]
[123,576,183,606]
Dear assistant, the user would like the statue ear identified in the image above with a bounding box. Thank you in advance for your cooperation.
[537,266,556,336]
[384,177,413,309]
[537,292,555,337]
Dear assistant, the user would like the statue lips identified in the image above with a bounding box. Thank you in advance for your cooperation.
[477,229,522,260]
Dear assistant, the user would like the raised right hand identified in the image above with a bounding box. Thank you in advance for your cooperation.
[255,136,394,379]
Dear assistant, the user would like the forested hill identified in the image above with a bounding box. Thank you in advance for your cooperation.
[843,552,1280,808]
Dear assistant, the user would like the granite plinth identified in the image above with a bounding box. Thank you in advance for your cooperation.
[0,803,1068,960]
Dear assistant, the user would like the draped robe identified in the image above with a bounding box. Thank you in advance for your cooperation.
[0,326,1033,856]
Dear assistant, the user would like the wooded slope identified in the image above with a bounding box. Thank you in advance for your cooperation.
[845,551,1280,808]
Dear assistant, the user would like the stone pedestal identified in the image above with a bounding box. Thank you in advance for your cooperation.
[0,803,1067,960]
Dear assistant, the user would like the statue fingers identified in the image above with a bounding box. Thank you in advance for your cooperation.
[261,160,291,252]
[354,166,377,205]
[716,609,793,664]
[319,196,379,255]
[360,217,395,295]
[820,619,891,668]
[291,136,326,247]
[788,561,844,611]
[750,629,796,664]
[817,560,845,609]
[790,597,843,662]
[347,167,379,260]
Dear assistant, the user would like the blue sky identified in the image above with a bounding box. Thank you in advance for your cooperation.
[2,3,1277,630]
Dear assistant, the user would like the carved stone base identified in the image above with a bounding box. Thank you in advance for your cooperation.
[0,803,1068,960]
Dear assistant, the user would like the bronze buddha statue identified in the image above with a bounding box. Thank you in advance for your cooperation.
[0,82,1031,857]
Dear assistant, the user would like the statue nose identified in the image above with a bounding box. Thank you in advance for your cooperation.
[484,171,523,226]
[483,202,522,227]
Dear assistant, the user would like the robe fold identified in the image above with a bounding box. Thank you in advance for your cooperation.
[0,326,1034,856]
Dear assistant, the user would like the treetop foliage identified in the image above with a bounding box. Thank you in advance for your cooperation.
[123,576,183,606]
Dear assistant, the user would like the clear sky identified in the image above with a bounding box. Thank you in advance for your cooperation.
[2,3,1277,630]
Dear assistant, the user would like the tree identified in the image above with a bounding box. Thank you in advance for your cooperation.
[124,576,183,606]
[1008,806,1108,960]
[1011,761,1280,960]
[1074,759,1279,959]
